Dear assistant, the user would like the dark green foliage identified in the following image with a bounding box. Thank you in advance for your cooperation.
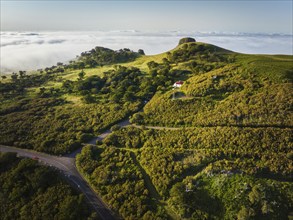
[144,61,192,93]
[0,71,54,99]
[103,66,154,102]
[169,174,292,220]
[178,37,196,45]
[169,182,222,219]
[0,66,154,154]
[74,75,104,92]
[78,70,86,80]
[110,124,121,132]
[101,126,293,219]
[138,49,145,55]
[106,126,292,180]
[76,145,167,219]
[61,66,158,104]
[0,97,140,154]
[0,152,94,220]
[168,42,231,64]
[74,46,141,69]
[129,112,145,124]
[209,175,291,220]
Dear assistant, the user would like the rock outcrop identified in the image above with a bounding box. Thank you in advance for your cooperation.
[178,37,196,45]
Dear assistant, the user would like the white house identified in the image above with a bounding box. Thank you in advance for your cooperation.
[173,81,183,88]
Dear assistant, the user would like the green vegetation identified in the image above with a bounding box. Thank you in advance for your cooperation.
[138,54,293,127]
[76,145,168,219]
[104,126,292,191]
[1,39,292,219]
[0,65,158,154]
[0,70,54,100]
[169,174,292,220]
[0,152,96,220]
[2,42,229,154]
[93,126,293,219]
[0,97,140,154]
[75,47,141,68]
[178,37,196,45]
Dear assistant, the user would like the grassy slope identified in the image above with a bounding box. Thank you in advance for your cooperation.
[141,47,293,127]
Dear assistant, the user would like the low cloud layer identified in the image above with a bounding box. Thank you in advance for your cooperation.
[1,31,292,73]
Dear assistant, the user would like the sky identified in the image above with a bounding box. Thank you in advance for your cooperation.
[1,1,292,73]
[1,0,292,33]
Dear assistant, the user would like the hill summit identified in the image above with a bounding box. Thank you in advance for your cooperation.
[178,37,196,45]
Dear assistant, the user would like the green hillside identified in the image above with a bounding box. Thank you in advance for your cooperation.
[138,52,293,127]
[0,39,292,219]
[85,126,292,219]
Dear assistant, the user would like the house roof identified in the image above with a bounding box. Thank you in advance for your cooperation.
[174,81,183,85]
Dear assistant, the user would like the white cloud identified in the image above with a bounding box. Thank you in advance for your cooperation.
[1,31,292,73]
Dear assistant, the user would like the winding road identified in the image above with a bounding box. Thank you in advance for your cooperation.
[0,119,132,219]
[0,144,118,220]
[0,119,127,220]
[0,118,169,219]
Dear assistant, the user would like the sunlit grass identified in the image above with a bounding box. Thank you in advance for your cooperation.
[62,94,83,105]
[235,54,293,82]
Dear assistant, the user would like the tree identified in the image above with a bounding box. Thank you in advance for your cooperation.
[111,125,121,132]
[147,61,159,70]
[248,186,262,204]
[11,72,18,82]
[162,58,169,65]
[39,87,46,97]
[19,71,26,78]
[82,94,94,103]
[129,113,145,124]
[261,201,273,215]
[78,62,85,69]
[138,49,145,55]
[45,67,51,74]
[56,68,64,73]
[77,133,93,143]
[237,206,255,220]
[123,91,134,102]
[78,70,86,81]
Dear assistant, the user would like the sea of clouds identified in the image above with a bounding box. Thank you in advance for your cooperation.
[1,30,292,73]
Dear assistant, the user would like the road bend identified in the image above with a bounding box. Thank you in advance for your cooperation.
[0,145,117,220]
[0,118,221,219]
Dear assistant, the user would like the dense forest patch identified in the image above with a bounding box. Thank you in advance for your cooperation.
[0,152,96,220]
[76,145,168,219]
[98,126,293,219]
